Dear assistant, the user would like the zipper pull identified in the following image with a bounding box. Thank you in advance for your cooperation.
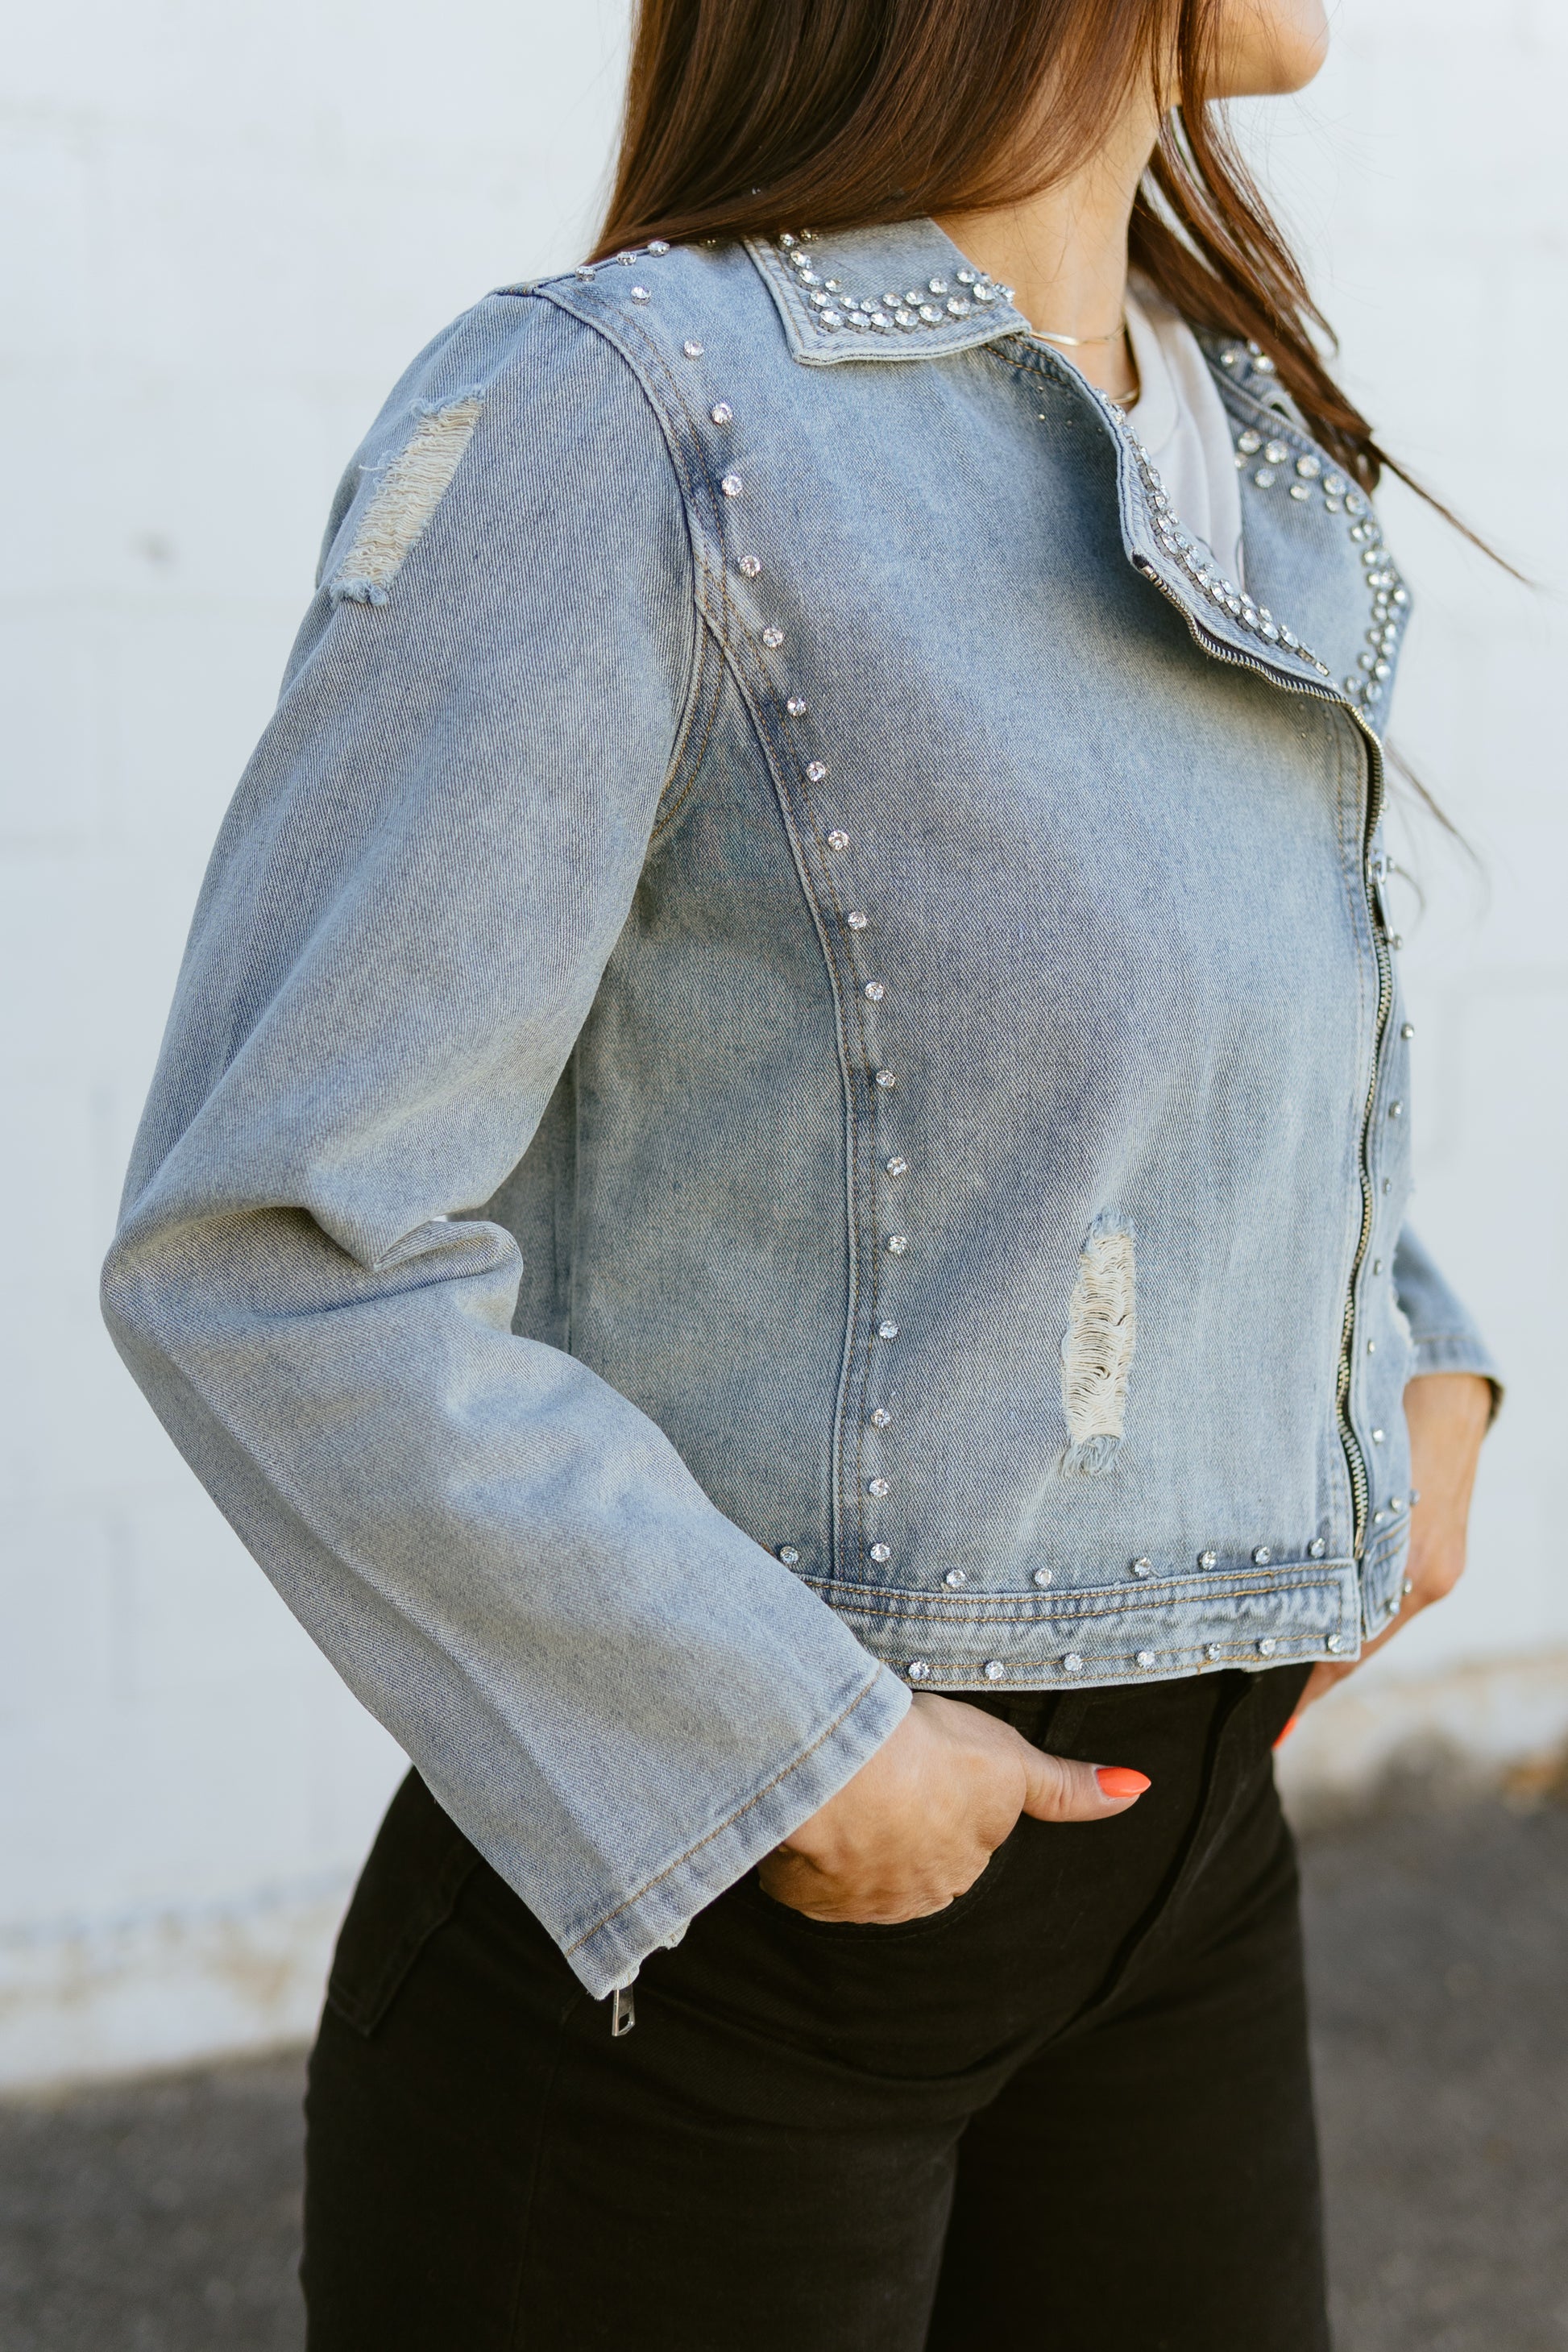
[1366,848,1391,929]
[610,1983,636,2038]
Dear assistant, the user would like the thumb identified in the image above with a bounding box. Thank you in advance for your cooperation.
[1019,1747,1150,1823]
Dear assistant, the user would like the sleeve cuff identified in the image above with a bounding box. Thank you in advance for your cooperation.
[1408,1334,1504,1421]
[563,1663,912,1998]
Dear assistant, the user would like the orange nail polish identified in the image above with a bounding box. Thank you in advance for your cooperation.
[1096,1766,1151,1798]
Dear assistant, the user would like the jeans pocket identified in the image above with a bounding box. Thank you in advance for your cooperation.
[325,1769,482,2037]
[750,1823,1018,1944]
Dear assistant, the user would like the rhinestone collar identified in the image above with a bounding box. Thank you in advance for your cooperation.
[749,222,1030,365]
[1210,341,1409,724]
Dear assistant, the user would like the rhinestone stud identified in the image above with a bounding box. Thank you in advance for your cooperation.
[1199,1549,1217,1570]
[740,555,761,578]
[877,1320,899,1338]
[944,1568,965,1587]
[907,1661,931,1681]
[868,1477,890,1496]
[1253,1547,1271,1566]
[1137,1649,1156,1669]
[778,1545,799,1563]
[786,694,805,714]
[682,340,704,359]
[983,1660,1005,1682]
[885,1233,907,1253]
[1063,1653,1084,1673]
[761,626,784,648]
[710,402,733,425]
[846,911,868,930]
[1309,1538,1327,1558]
[864,981,885,1002]
[1258,1638,1278,1657]
[630,285,651,305]
[1131,1558,1152,1578]
[870,1408,892,1428]
[720,475,742,498]
[885,1155,907,1175]
[807,760,828,782]
[1033,1567,1053,1588]
[875,1069,897,1089]
[1326,1634,1345,1653]
[870,1542,891,1562]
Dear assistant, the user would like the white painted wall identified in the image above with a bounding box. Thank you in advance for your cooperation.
[2,0,1562,2088]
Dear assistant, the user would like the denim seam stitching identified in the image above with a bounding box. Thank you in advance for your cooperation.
[649,616,725,844]
[562,1668,887,1955]
[802,1566,1355,1620]
[789,741,880,1576]
[527,288,728,836]
[706,621,865,1590]
[503,1980,587,2350]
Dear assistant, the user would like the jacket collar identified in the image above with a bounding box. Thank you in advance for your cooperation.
[747,218,1029,365]
[577,218,1393,735]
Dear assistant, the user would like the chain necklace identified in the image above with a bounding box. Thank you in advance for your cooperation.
[1034,317,1128,347]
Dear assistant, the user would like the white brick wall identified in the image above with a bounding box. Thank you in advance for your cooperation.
[2,1,1563,2086]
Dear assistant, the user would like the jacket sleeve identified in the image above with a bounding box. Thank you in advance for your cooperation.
[101,292,909,2000]
[1394,1223,1503,1411]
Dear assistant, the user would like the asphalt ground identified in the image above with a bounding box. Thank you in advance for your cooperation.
[3,1779,1566,2350]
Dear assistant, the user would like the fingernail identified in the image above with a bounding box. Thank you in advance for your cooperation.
[1096,1766,1151,1799]
[1273,1716,1300,1751]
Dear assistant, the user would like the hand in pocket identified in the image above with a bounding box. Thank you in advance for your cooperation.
[758,1693,1149,1924]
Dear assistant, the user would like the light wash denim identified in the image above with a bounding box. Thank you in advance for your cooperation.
[102,220,1497,1997]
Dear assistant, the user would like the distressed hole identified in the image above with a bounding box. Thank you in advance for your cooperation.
[332,396,483,604]
[1060,1222,1135,1474]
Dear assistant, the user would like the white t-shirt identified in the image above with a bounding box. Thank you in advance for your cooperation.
[1123,284,1243,586]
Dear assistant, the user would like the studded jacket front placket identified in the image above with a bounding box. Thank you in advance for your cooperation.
[102,218,1500,1997]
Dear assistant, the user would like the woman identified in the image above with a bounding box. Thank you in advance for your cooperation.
[103,0,1500,2342]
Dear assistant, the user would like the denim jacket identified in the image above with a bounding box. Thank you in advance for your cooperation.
[103,220,1498,1997]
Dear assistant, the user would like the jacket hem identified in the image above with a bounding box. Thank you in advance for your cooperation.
[805,1560,1363,1691]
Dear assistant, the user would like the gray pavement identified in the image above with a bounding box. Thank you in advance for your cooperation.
[2,1779,1566,2349]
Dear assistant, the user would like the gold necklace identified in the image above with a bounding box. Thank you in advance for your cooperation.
[1035,317,1128,347]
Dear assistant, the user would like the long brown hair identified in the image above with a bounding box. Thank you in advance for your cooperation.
[593,0,1465,526]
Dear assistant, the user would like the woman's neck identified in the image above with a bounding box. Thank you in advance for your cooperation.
[934,93,1159,401]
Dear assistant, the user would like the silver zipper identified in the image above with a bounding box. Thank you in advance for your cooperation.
[1130,554,1391,1559]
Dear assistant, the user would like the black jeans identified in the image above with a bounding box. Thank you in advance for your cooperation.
[304,1662,1326,2350]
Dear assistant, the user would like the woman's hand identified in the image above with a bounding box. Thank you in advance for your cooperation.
[758,1692,1149,1923]
[1295,1370,1493,1717]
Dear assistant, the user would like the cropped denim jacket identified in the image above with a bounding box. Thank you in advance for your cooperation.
[103,220,1499,1997]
